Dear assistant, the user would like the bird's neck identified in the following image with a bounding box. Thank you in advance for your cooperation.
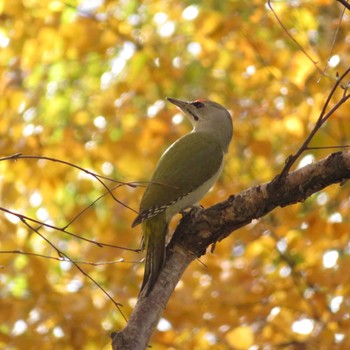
[193,122,232,153]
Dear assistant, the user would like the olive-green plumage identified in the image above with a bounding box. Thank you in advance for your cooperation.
[132,97,233,295]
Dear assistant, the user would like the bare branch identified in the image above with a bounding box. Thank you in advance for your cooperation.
[0,250,141,265]
[278,67,350,178]
[0,207,139,252]
[318,3,347,81]
[20,218,128,321]
[267,0,321,73]
[336,0,350,11]
[112,151,350,350]
[2,153,139,214]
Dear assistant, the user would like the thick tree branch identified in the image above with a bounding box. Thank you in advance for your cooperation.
[112,151,350,350]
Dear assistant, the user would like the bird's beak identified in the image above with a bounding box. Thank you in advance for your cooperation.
[166,97,190,112]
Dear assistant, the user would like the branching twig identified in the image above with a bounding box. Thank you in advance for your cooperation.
[63,182,139,228]
[1,153,145,322]
[20,218,128,321]
[1,153,139,214]
[336,0,350,11]
[1,207,139,251]
[277,67,350,179]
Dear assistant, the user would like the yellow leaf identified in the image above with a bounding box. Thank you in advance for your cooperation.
[226,326,255,348]
[289,52,315,88]
[284,116,304,137]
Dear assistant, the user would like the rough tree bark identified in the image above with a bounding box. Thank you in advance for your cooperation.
[112,151,350,350]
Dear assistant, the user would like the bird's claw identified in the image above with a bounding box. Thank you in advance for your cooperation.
[180,204,204,219]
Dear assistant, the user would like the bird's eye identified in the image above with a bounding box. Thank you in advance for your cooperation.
[191,101,205,109]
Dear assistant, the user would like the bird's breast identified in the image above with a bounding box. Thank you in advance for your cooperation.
[165,158,224,221]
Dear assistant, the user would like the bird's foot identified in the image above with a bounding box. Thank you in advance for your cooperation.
[180,204,204,219]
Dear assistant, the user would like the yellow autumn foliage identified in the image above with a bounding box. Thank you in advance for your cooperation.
[0,0,350,349]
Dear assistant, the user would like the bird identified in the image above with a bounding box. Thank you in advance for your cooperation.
[132,97,233,295]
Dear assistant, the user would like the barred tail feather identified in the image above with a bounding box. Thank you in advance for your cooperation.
[141,214,168,295]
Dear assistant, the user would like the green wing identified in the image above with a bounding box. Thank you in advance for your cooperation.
[140,132,223,212]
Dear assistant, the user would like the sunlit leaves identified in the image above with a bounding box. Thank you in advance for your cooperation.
[1,0,350,348]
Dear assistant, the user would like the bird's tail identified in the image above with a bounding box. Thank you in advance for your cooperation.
[141,213,168,295]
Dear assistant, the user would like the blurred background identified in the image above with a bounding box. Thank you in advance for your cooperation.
[1,0,350,348]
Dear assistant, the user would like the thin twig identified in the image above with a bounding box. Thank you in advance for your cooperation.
[1,206,139,252]
[20,219,128,322]
[277,67,350,178]
[336,0,350,11]
[306,145,350,150]
[0,250,142,265]
[1,153,139,213]
[318,3,346,82]
[267,0,321,73]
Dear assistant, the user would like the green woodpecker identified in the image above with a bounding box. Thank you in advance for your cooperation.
[132,97,233,295]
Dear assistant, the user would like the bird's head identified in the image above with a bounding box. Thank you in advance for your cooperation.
[167,97,233,152]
